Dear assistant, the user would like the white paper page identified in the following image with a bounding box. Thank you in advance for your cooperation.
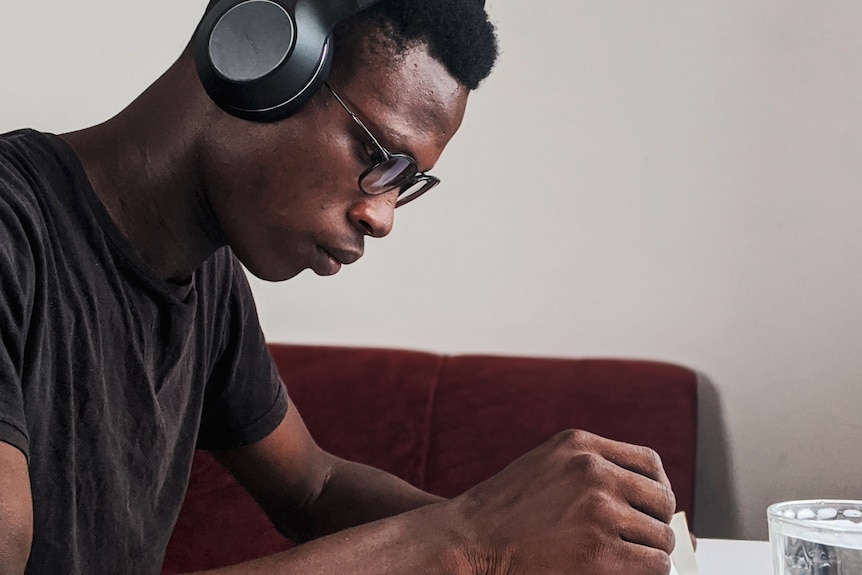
[670,512,699,575]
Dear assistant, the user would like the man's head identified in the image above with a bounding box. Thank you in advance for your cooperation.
[193,0,498,281]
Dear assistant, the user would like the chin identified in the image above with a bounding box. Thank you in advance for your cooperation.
[229,242,310,282]
[239,259,305,283]
[254,269,305,283]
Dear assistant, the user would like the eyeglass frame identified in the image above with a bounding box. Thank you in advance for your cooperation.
[323,82,440,208]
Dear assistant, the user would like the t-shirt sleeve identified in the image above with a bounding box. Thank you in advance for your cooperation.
[0,183,36,459]
[196,256,288,450]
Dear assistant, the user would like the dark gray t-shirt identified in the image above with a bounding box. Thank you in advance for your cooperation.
[0,129,289,574]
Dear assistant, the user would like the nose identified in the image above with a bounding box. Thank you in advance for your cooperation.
[348,192,396,238]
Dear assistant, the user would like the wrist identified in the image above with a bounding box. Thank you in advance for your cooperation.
[436,497,517,575]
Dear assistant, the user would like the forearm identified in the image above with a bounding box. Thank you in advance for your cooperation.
[285,456,445,540]
[0,443,32,575]
[210,412,445,544]
[186,499,473,575]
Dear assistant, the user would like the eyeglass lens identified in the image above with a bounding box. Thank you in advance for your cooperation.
[360,155,417,194]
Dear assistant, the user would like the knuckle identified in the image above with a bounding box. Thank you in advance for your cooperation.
[639,445,663,471]
[632,546,672,575]
[651,552,673,575]
[567,451,608,481]
[557,428,595,450]
[657,483,676,517]
[658,524,676,555]
[582,489,616,520]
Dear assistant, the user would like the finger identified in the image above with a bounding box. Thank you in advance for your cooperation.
[622,472,677,524]
[602,539,674,575]
[610,444,672,491]
[615,507,676,556]
[564,430,672,488]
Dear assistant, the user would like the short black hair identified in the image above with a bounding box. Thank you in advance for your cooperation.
[333,0,498,90]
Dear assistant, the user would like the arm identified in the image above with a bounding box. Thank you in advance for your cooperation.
[211,401,443,542]
[196,403,461,575]
[187,496,465,575]
[193,404,677,575]
[0,441,32,575]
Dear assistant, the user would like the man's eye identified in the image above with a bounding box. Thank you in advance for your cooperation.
[356,141,375,164]
[363,141,386,163]
[370,148,385,163]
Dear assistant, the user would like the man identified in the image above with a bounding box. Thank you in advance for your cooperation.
[0,1,677,573]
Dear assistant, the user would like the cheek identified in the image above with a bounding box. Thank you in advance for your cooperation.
[270,137,355,199]
[203,121,361,229]
[263,164,345,221]
[231,154,353,245]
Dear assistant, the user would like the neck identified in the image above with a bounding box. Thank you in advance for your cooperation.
[62,53,226,282]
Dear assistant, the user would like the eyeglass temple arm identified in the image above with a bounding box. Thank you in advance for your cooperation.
[322,83,389,155]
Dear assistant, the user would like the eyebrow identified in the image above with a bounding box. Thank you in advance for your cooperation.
[367,120,431,170]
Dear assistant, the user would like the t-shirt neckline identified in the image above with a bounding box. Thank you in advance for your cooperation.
[46,130,197,303]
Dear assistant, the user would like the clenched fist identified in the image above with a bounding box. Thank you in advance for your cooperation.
[447,429,677,575]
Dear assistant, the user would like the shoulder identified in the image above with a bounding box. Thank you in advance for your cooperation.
[0,129,63,186]
[0,130,48,273]
[0,129,74,230]
[0,132,53,323]
[0,130,41,209]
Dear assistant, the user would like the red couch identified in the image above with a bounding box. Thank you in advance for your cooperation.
[161,343,698,573]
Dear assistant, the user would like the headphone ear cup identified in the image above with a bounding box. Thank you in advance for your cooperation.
[194,0,335,122]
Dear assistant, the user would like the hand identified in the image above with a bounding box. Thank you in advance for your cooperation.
[450,429,677,575]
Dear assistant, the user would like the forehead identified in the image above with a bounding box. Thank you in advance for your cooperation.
[335,45,469,164]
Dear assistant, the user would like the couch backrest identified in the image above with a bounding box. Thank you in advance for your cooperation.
[162,343,698,573]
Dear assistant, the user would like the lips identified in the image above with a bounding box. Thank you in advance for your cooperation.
[313,245,363,276]
[322,246,362,266]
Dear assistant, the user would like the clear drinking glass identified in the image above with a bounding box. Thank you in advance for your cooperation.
[767,499,862,575]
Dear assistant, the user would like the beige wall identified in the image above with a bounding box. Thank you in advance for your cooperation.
[3,0,861,541]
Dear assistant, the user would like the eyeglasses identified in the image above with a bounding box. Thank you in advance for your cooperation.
[324,83,440,208]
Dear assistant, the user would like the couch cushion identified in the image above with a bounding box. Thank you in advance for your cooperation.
[273,344,443,484]
[423,355,698,517]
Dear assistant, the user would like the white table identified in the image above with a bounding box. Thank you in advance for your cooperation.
[696,538,772,575]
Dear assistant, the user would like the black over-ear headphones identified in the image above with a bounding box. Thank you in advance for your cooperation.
[193,0,382,122]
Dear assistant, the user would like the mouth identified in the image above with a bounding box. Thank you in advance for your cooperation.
[325,245,363,265]
[313,245,363,276]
